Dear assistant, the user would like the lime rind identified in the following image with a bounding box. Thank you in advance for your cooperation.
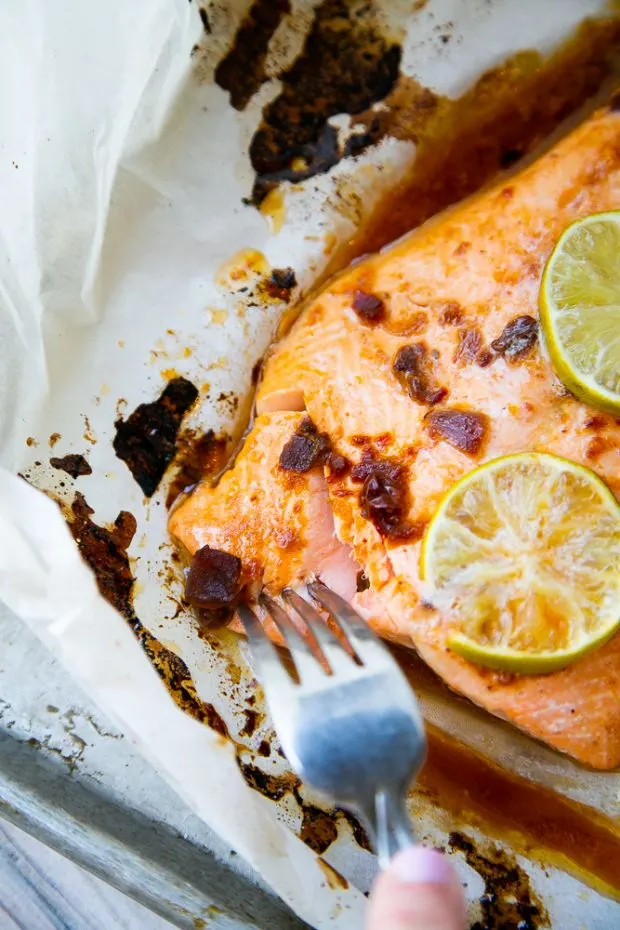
[421,452,620,674]
[540,211,620,415]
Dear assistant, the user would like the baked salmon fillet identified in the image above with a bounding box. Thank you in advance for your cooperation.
[170,102,620,770]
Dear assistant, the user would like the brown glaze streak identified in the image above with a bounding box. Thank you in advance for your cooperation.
[352,288,386,324]
[214,0,291,111]
[393,343,448,406]
[448,832,549,930]
[279,416,331,472]
[425,408,489,455]
[114,377,199,497]
[50,454,92,478]
[67,492,227,735]
[248,0,401,204]
[490,315,539,361]
[166,430,230,509]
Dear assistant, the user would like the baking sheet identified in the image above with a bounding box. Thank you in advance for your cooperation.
[1,1,620,927]
[0,603,305,930]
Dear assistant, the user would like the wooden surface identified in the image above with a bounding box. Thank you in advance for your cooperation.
[0,819,175,929]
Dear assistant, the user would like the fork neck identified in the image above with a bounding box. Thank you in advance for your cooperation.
[359,789,415,870]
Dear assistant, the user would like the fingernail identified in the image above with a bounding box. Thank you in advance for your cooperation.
[391,846,454,884]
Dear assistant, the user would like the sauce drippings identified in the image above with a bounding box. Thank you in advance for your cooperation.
[394,648,620,900]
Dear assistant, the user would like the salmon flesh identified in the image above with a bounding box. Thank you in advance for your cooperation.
[170,103,620,770]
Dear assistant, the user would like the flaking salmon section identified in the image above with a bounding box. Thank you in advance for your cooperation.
[171,104,620,769]
[169,411,359,603]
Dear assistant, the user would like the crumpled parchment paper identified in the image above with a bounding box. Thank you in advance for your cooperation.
[0,1,618,927]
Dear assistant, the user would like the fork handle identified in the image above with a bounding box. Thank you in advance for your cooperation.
[367,790,415,870]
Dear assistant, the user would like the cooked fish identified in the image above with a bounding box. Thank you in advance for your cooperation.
[170,103,620,769]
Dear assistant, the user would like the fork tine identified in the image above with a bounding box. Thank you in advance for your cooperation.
[283,588,357,676]
[308,580,391,664]
[260,594,327,684]
[237,603,295,691]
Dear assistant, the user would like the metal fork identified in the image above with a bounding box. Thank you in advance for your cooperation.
[237,580,427,868]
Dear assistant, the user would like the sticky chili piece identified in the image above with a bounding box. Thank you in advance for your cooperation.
[352,289,386,324]
[185,545,242,610]
[490,315,538,361]
[352,452,424,541]
[279,417,331,472]
[425,408,489,455]
[393,343,447,406]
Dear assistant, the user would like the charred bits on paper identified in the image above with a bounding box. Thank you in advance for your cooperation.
[66,492,227,736]
[211,0,402,204]
[113,377,199,497]
[449,832,549,930]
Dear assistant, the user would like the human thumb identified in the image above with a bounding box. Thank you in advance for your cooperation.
[365,846,466,930]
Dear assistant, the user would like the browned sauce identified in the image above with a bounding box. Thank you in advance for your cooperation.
[393,649,620,899]
[422,727,620,900]
[326,20,620,273]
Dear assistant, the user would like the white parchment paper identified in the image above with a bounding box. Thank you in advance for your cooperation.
[0,2,618,927]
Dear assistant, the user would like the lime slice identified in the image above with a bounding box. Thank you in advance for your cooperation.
[540,211,620,414]
[420,453,620,673]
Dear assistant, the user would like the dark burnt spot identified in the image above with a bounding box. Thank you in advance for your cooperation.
[251,357,264,386]
[279,417,331,472]
[448,832,549,930]
[440,303,464,325]
[352,288,386,324]
[186,546,243,614]
[216,392,239,417]
[237,762,369,856]
[500,185,514,199]
[499,147,523,168]
[339,810,372,851]
[66,492,227,734]
[584,414,607,431]
[113,377,199,497]
[237,761,299,802]
[491,315,538,361]
[214,1,290,110]
[454,327,483,365]
[352,452,424,541]
[425,408,489,455]
[240,708,261,738]
[50,454,92,479]
[477,347,495,368]
[248,0,401,204]
[300,806,339,854]
[259,266,297,303]
[198,6,211,33]
[393,343,448,406]
[327,452,351,476]
[68,493,137,617]
[166,430,230,509]
[356,570,370,593]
